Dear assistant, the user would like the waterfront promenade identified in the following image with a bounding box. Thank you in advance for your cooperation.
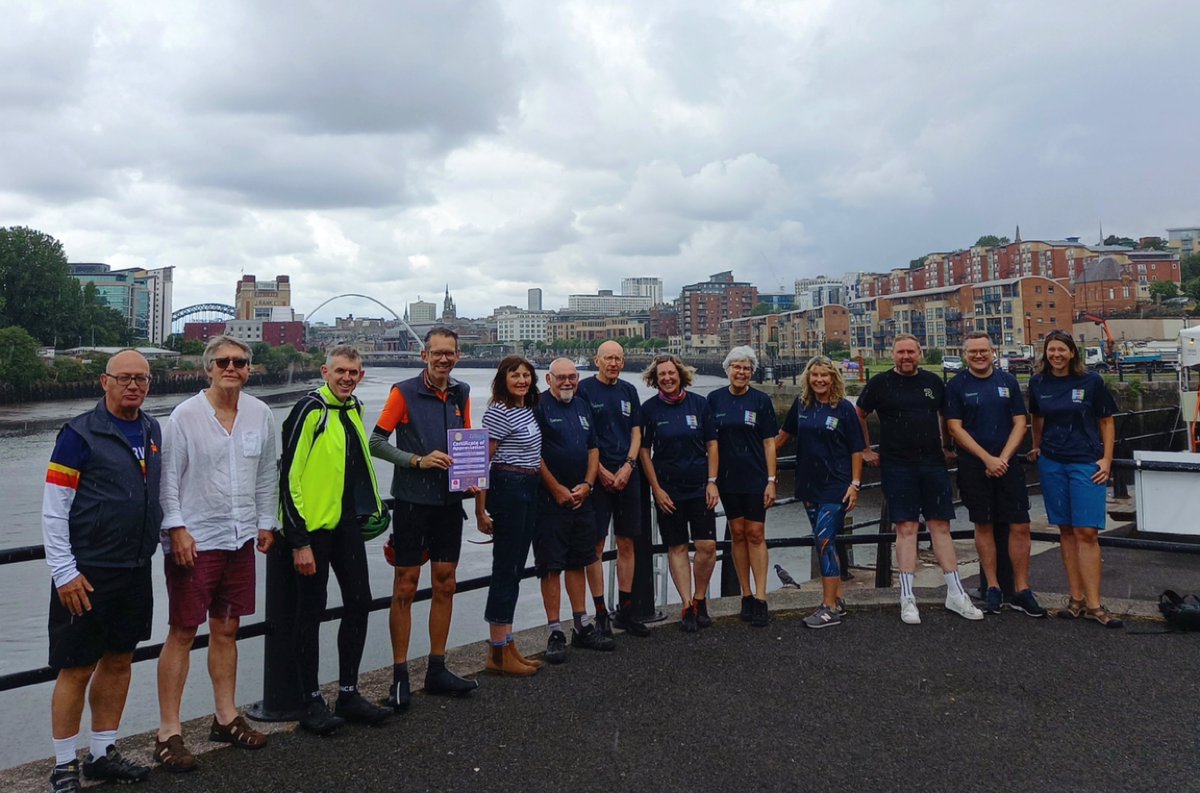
[3,555,1197,792]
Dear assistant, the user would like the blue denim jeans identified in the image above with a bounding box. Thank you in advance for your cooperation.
[483,469,540,625]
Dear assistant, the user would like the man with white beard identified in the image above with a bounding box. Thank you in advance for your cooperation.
[533,357,611,663]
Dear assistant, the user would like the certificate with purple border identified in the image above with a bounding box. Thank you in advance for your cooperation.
[447,428,490,491]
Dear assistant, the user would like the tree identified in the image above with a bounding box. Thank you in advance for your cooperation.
[974,235,1011,248]
[825,340,848,356]
[1138,237,1168,251]
[909,256,926,269]
[0,325,48,385]
[1148,280,1180,301]
[1103,235,1136,248]
[0,227,83,347]
[924,348,944,365]
[1184,277,1200,302]
[751,302,780,316]
[1182,253,1200,283]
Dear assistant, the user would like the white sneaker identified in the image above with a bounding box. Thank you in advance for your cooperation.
[946,591,984,620]
[900,596,921,625]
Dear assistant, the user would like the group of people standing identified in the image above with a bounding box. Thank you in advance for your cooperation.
[39,326,1121,792]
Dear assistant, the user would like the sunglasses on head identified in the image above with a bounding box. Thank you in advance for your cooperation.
[213,357,250,370]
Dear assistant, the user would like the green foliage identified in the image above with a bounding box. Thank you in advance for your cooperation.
[1137,237,1168,251]
[0,227,74,346]
[1103,235,1136,248]
[1182,253,1200,284]
[924,347,944,365]
[908,257,926,269]
[1184,277,1200,302]
[974,235,1011,248]
[751,303,781,316]
[0,325,48,384]
[1148,280,1180,301]
[825,340,848,355]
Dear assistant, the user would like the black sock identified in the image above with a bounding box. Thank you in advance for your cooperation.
[393,662,409,683]
[428,655,446,671]
[618,590,632,611]
[593,595,608,616]
[573,611,588,631]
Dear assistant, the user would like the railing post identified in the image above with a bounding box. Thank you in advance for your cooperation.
[874,496,893,588]
[838,512,854,580]
[631,469,663,623]
[720,519,741,596]
[246,536,307,722]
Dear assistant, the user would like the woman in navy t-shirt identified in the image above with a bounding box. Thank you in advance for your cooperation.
[776,356,865,629]
[639,354,718,633]
[1028,331,1120,628]
[707,346,778,628]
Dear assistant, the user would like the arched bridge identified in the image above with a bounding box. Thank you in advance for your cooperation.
[172,303,236,322]
[306,293,424,349]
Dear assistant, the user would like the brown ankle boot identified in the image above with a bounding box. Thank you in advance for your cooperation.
[486,644,506,674]
[506,641,544,669]
[498,642,538,677]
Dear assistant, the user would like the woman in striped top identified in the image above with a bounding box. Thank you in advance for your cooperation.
[477,356,544,676]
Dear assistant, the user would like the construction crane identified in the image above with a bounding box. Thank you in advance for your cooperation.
[1083,313,1116,362]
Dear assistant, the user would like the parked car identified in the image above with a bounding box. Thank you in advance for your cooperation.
[942,355,962,373]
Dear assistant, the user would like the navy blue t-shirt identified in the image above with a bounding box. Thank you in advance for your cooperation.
[641,391,717,501]
[944,369,1026,458]
[577,376,642,470]
[1028,371,1118,464]
[856,368,945,465]
[535,396,596,489]
[781,398,865,503]
[111,414,148,465]
[707,387,778,494]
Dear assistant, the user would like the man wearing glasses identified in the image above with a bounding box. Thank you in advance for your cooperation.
[43,350,162,791]
[945,331,1045,618]
[534,357,611,662]
[153,336,277,772]
[370,327,479,710]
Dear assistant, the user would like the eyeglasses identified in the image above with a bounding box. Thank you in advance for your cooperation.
[426,350,458,359]
[551,373,579,382]
[213,357,250,370]
[104,373,151,387]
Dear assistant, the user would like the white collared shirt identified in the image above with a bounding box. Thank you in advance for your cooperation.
[160,390,278,552]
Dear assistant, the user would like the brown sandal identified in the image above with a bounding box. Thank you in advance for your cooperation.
[1057,597,1085,619]
[154,734,197,773]
[1084,606,1124,629]
[209,715,268,749]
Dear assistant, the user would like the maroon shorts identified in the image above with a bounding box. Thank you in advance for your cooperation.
[164,540,256,627]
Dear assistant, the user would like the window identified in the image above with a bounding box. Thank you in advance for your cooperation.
[1049,286,1055,294]
[1035,286,1042,294]
[1036,302,1043,309]
[1049,301,1055,309]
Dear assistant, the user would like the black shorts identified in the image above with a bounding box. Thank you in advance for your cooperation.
[48,563,153,670]
[880,462,956,523]
[657,497,716,547]
[591,474,644,541]
[719,490,766,523]
[389,501,465,567]
[957,455,1031,525]
[534,500,598,577]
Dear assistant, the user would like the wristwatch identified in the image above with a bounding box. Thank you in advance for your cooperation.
[767,476,777,483]
[412,455,422,469]
[625,457,637,468]
[707,477,718,484]
[851,480,861,491]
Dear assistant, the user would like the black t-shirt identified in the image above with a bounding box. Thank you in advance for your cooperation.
[535,396,596,488]
[1028,371,1118,463]
[577,376,642,469]
[944,369,1026,458]
[641,391,717,501]
[781,397,866,503]
[706,386,779,494]
[856,368,945,465]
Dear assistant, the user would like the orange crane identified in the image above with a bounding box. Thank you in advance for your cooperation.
[1083,313,1116,363]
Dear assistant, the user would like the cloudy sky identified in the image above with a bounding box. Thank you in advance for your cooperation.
[2,1,1197,322]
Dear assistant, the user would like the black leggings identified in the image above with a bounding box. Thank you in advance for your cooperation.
[294,523,372,697]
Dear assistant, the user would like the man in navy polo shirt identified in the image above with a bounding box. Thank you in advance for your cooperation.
[535,358,612,662]
[945,331,1045,618]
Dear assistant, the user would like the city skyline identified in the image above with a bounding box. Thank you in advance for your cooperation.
[2,2,1198,320]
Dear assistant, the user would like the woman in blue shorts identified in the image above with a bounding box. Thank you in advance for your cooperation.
[639,354,719,633]
[708,346,778,628]
[476,356,546,674]
[776,356,864,629]
[1028,331,1121,628]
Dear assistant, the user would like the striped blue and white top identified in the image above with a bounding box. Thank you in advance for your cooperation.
[482,402,542,468]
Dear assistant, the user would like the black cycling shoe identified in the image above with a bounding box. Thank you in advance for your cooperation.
[82,745,150,784]
[612,607,650,637]
[50,760,81,793]
[694,598,713,629]
[680,604,698,633]
[571,623,613,651]
[739,596,754,622]
[336,691,391,726]
[424,665,480,697]
[545,630,568,664]
[596,611,616,642]
[299,697,346,736]
[386,674,411,712]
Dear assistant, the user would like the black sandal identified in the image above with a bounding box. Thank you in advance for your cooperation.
[1057,597,1085,619]
[1085,606,1124,629]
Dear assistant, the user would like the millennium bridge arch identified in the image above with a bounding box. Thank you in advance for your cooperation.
[306,293,424,349]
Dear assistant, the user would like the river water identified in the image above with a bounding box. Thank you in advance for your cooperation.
[2,365,824,769]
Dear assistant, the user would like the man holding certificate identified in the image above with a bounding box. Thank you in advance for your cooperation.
[370,327,479,710]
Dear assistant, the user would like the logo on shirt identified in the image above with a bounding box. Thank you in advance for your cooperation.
[1071,389,1085,403]
[685,414,698,429]
[825,416,839,431]
[743,410,756,426]
[620,400,631,416]
[579,415,590,430]
[923,388,935,400]
[997,387,1010,398]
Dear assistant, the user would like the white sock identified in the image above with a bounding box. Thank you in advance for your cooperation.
[944,570,966,597]
[547,620,561,634]
[53,734,78,766]
[899,571,915,600]
[90,729,116,759]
